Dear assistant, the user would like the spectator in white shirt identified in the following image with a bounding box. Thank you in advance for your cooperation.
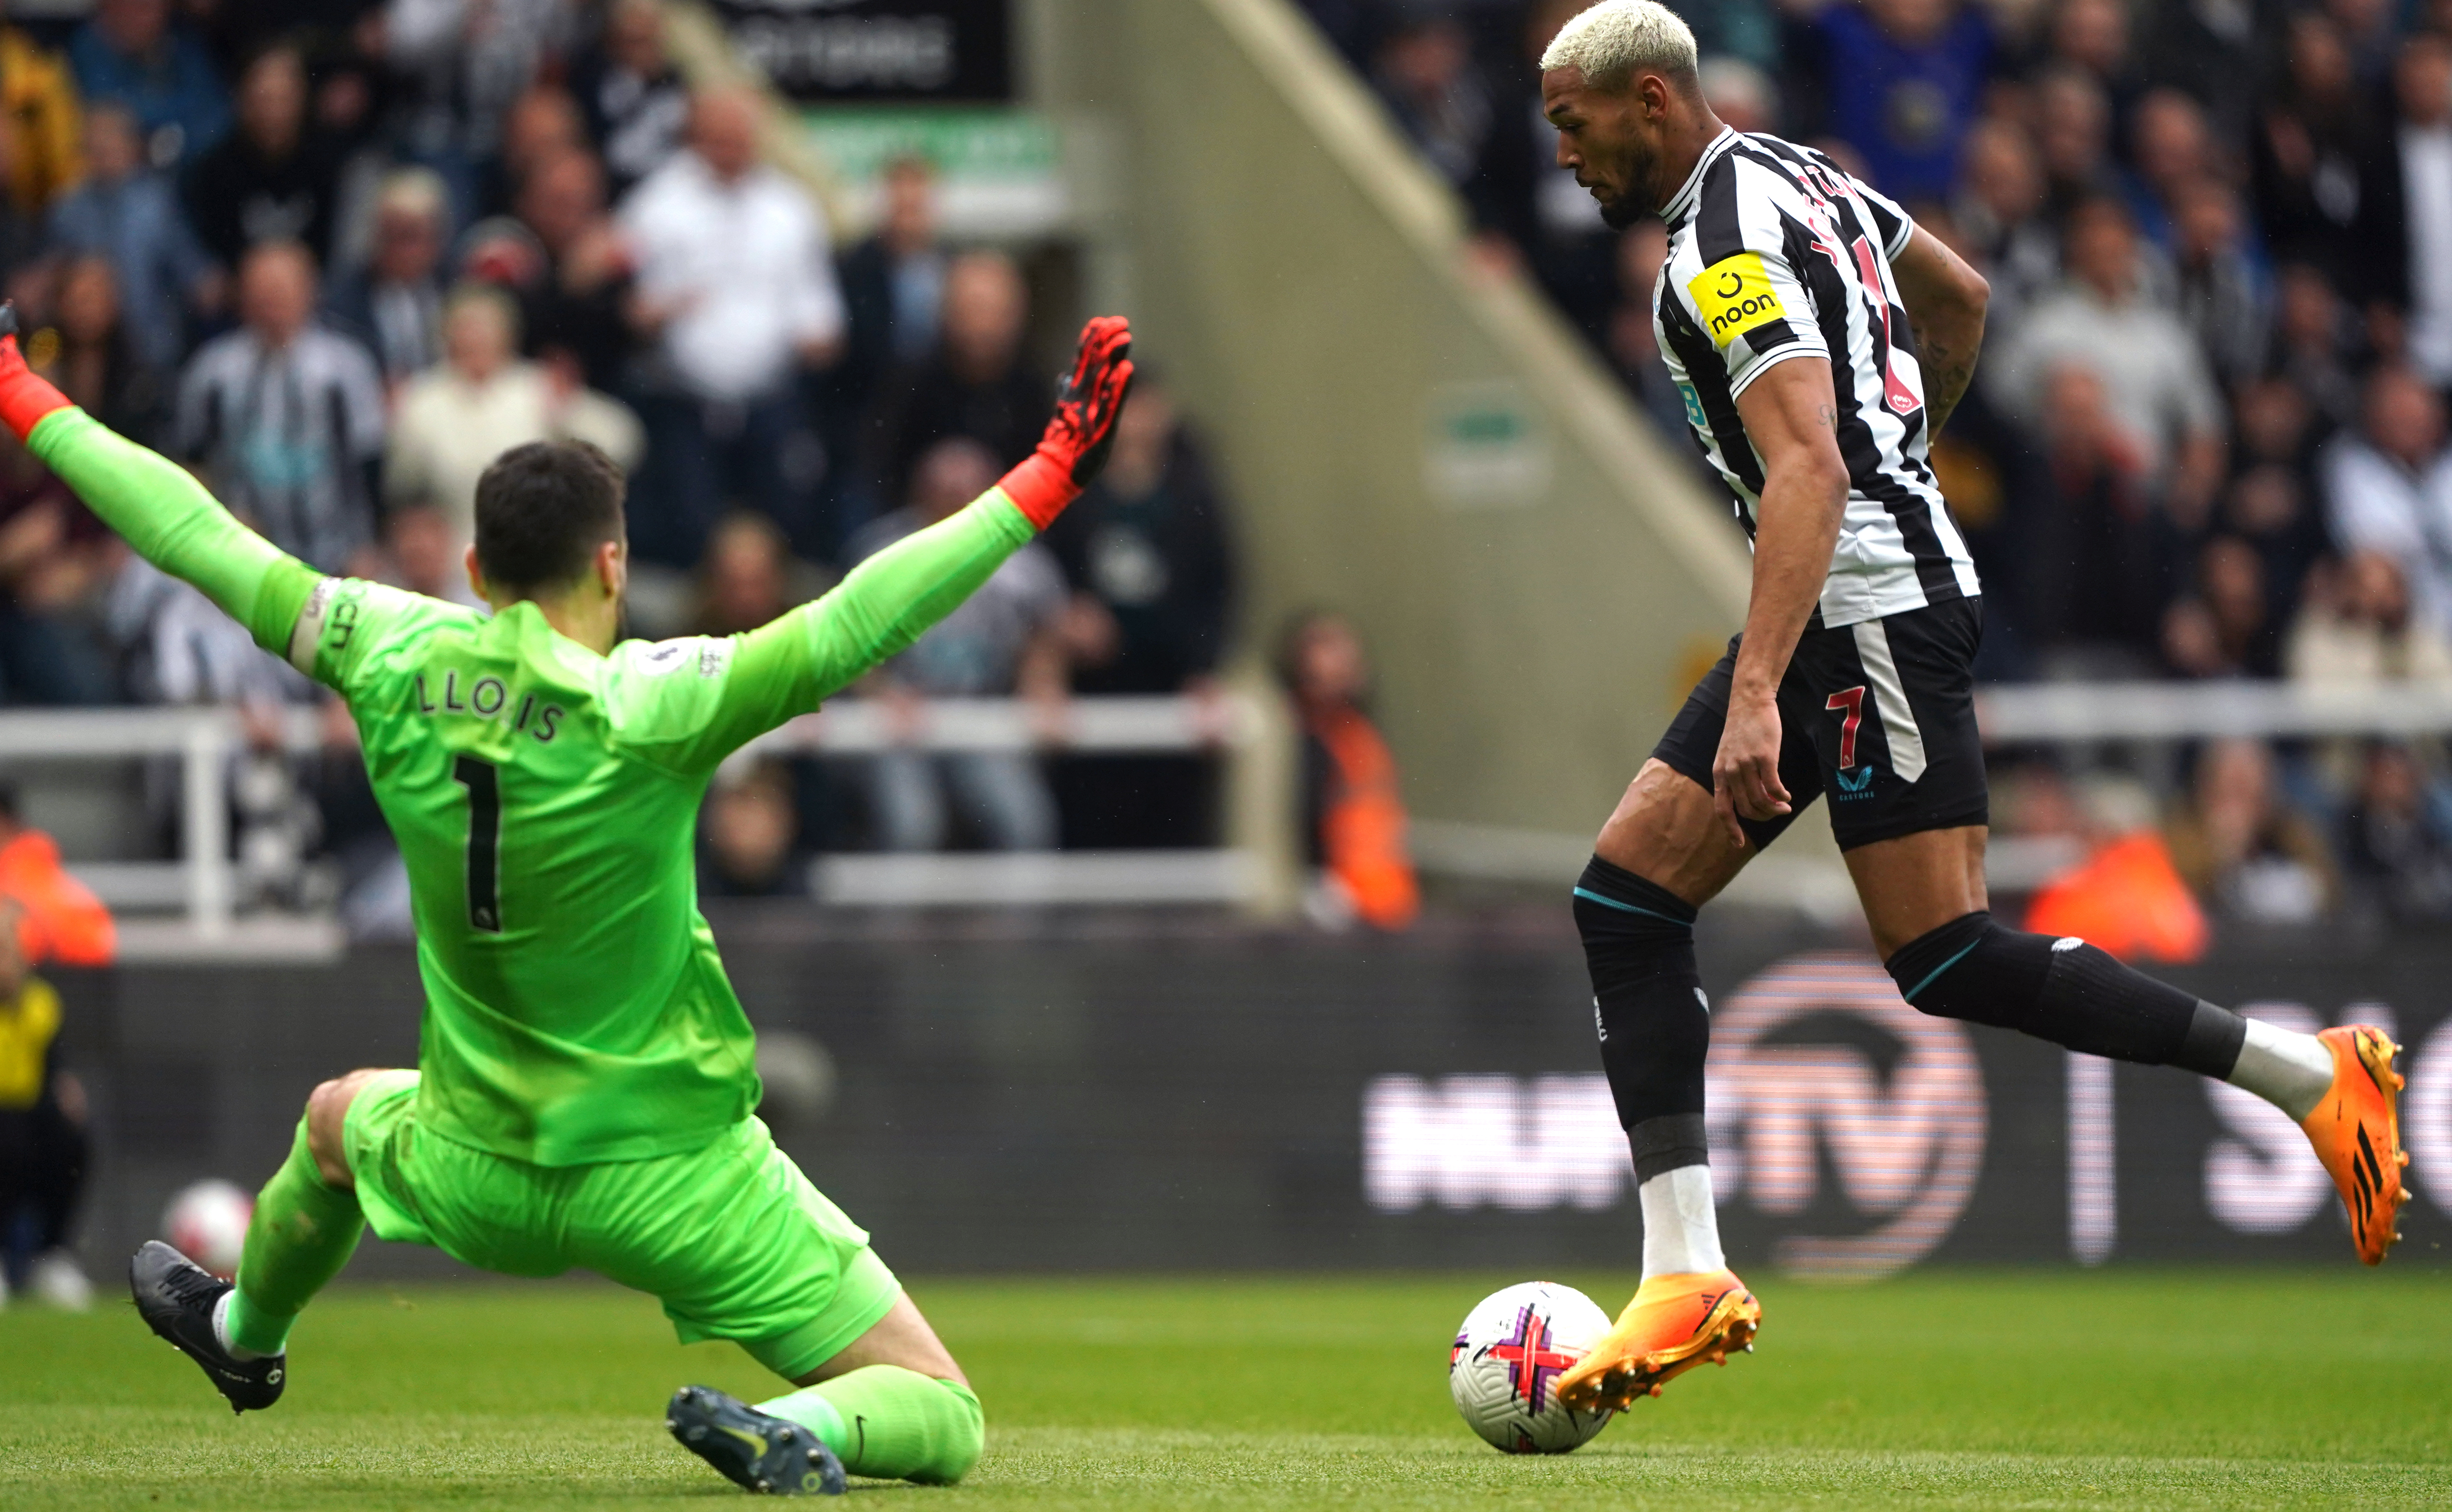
[2323,365,2452,633]
[384,284,644,561]
[618,87,843,568]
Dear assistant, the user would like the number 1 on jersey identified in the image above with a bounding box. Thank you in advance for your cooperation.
[452,754,503,933]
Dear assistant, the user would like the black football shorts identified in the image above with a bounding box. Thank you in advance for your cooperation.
[1651,596,1988,852]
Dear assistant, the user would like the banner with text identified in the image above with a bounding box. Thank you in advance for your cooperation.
[63,926,2452,1276]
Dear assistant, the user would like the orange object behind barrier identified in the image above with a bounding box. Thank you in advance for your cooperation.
[0,828,116,967]
[1308,704,1419,931]
[2023,830,2208,965]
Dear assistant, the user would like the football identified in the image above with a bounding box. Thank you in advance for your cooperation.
[162,1179,255,1280]
[1448,1281,1616,1454]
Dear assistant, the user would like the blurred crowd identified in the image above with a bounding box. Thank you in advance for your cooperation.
[0,0,1243,916]
[1322,0,2452,932]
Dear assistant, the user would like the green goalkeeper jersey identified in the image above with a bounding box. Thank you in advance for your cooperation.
[27,405,1039,1165]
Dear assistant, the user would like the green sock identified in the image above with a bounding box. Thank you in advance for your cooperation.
[757,1367,984,1484]
[224,1113,365,1357]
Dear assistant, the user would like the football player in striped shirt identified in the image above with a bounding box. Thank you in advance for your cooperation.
[1534,0,2408,1413]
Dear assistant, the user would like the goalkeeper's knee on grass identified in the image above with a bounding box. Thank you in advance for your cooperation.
[757,1366,984,1484]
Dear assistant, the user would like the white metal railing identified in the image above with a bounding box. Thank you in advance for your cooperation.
[0,694,1270,932]
[1976,680,2452,744]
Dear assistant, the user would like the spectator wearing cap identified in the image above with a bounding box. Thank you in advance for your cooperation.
[572,0,691,201]
[174,241,386,575]
[385,284,642,560]
[1993,196,2227,527]
[324,168,451,390]
[181,42,344,270]
[2323,366,2452,633]
[47,102,220,374]
[619,87,844,566]
[0,11,82,217]
[1800,0,1992,203]
[68,0,231,172]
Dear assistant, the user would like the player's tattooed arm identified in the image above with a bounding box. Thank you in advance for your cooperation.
[1889,224,1988,437]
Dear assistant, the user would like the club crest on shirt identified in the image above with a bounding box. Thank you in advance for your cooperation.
[1690,252,1786,348]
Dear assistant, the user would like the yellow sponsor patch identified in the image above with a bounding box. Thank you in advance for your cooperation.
[1689,253,1787,348]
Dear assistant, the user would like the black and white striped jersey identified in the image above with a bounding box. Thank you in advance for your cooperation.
[1653,128,1981,628]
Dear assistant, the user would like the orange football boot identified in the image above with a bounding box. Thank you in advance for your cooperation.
[2301,1025,2411,1266]
[1554,1269,1761,1412]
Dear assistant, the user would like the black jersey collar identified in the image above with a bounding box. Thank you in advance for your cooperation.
[1661,126,1738,233]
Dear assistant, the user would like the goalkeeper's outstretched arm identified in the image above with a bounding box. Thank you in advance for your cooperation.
[693,316,1135,761]
[0,305,320,657]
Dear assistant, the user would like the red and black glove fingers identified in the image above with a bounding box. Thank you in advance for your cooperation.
[997,315,1136,530]
[0,302,73,443]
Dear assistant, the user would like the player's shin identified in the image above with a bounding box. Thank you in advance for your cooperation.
[1573,855,1723,1278]
[222,1112,366,1358]
[756,1366,984,1485]
[1884,911,2304,1093]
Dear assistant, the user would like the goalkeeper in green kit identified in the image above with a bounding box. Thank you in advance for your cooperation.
[0,304,1133,1496]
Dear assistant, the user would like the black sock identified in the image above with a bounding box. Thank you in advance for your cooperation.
[1574,855,1710,1171]
[1886,911,2246,1078]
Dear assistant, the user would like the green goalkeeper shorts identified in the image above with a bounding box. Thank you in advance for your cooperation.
[342,1070,899,1379]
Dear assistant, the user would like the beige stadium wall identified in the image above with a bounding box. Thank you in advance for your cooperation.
[1026,0,1821,875]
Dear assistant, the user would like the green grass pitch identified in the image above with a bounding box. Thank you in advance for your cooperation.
[4,1269,2449,1508]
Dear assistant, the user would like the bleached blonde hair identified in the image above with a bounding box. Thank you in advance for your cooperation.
[1539,0,1701,92]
